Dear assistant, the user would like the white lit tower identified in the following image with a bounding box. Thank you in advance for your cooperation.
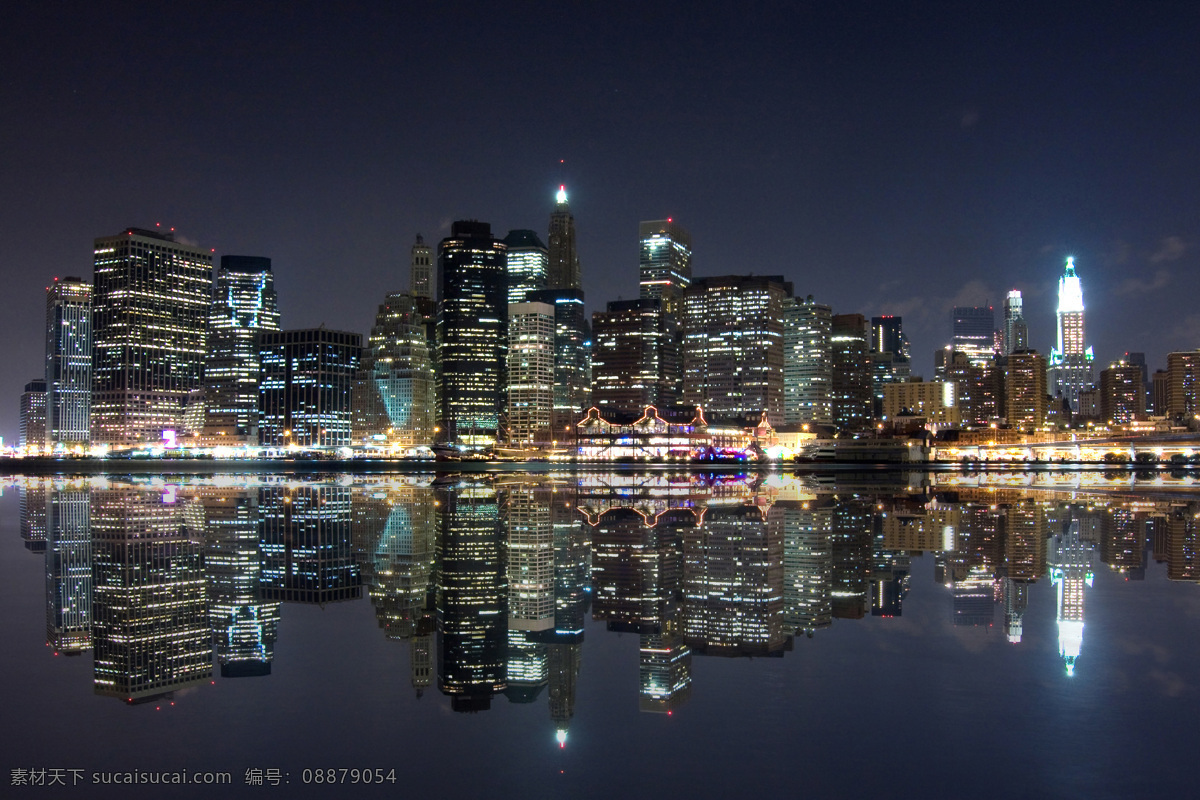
[1048,258,1094,411]
[1003,290,1028,355]
[1048,520,1094,677]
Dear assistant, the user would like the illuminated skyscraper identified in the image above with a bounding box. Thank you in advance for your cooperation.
[44,277,92,449]
[1099,361,1145,424]
[1049,520,1094,676]
[437,221,508,446]
[952,306,996,367]
[547,186,581,291]
[91,227,213,445]
[504,229,549,305]
[639,219,692,303]
[591,299,679,414]
[1003,290,1028,355]
[410,234,433,300]
[1004,350,1048,430]
[45,488,91,654]
[1165,350,1200,419]
[783,296,832,425]
[203,256,279,444]
[830,314,872,432]
[258,329,362,448]
[507,302,556,445]
[1048,258,1095,411]
[351,293,436,447]
[529,288,592,433]
[680,275,791,419]
[19,379,47,450]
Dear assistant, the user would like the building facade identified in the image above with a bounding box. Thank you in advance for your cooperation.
[506,302,556,446]
[503,229,549,305]
[410,235,434,300]
[547,186,581,291]
[1003,290,1028,355]
[1099,361,1145,424]
[259,328,362,448]
[638,220,692,303]
[1004,350,1048,430]
[590,299,679,416]
[91,227,213,446]
[783,296,832,426]
[19,379,47,450]
[951,306,996,367]
[528,288,591,433]
[831,314,872,432]
[44,277,92,449]
[1048,257,1095,412]
[351,293,436,448]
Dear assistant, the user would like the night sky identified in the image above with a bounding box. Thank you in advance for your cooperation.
[3,1,1199,442]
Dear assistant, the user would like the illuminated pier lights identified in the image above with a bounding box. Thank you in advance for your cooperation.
[1049,521,1095,676]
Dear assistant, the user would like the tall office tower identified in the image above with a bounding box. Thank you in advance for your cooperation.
[91,227,213,446]
[351,293,436,447]
[1048,257,1095,411]
[91,490,212,702]
[1151,369,1170,416]
[507,302,556,446]
[437,221,508,446]
[258,329,361,448]
[529,288,591,433]
[1166,350,1200,420]
[19,379,47,449]
[547,186,581,291]
[437,484,507,712]
[871,315,910,361]
[951,306,996,367]
[783,296,833,425]
[45,488,92,653]
[830,314,872,432]
[44,277,92,449]
[1004,350,1048,430]
[780,500,832,636]
[680,275,791,419]
[1049,520,1094,676]
[942,351,1000,426]
[203,256,280,444]
[591,298,679,414]
[639,219,692,303]
[1099,361,1145,424]
[260,485,360,603]
[870,316,911,417]
[503,229,549,305]
[201,488,278,677]
[1003,290,1029,355]
[410,234,434,300]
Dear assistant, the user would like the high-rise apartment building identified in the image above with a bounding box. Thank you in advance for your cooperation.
[783,296,832,425]
[1003,290,1028,355]
[830,314,872,432]
[1099,361,1145,424]
[951,306,996,367]
[528,288,591,432]
[503,229,549,305]
[638,220,692,303]
[351,293,436,447]
[436,221,508,446]
[410,235,433,300]
[680,275,791,419]
[1048,257,1095,411]
[19,379,47,450]
[258,328,362,448]
[1004,350,1048,430]
[590,299,679,415]
[203,256,279,444]
[507,302,556,445]
[91,227,213,446]
[44,277,92,449]
[547,186,581,291]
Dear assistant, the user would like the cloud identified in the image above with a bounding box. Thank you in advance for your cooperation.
[946,279,994,310]
[960,108,980,129]
[1147,669,1190,698]
[1150,235,1187,264]
[1114,268,1171,296]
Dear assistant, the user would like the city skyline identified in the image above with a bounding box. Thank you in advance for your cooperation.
[2,3,1199,443]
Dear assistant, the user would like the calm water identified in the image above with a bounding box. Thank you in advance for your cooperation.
[1,471,1197,799]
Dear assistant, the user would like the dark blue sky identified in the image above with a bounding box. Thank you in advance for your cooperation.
[2,1,1198,441]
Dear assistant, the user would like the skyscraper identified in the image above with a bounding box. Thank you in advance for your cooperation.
[870,316,910,417]
[258,328,362,448]
[590,299,679,415]
[547,186,581,291]
[410,235,433,300]
[1166,350,1200,420]
[1048,257,1095,411]
[203,256,280,444]
[680,275,791,419]
[19,379,47,450]
[351,293,436,447]
[1003,290,1028,355]
[830,314,872,432]
[91,227,213,446]
[503,229,549,305]
[528,288,592,433]
[639,219,692,303]
[783,296,832,425]
[1004,350,1048,430]
[1099,361,1144,424]
[44,277,92,450]
[506,302,556,446]
[437,221,508,447]
[951,306,996,367]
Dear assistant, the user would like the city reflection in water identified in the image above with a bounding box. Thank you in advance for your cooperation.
[11,472,1200,733]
